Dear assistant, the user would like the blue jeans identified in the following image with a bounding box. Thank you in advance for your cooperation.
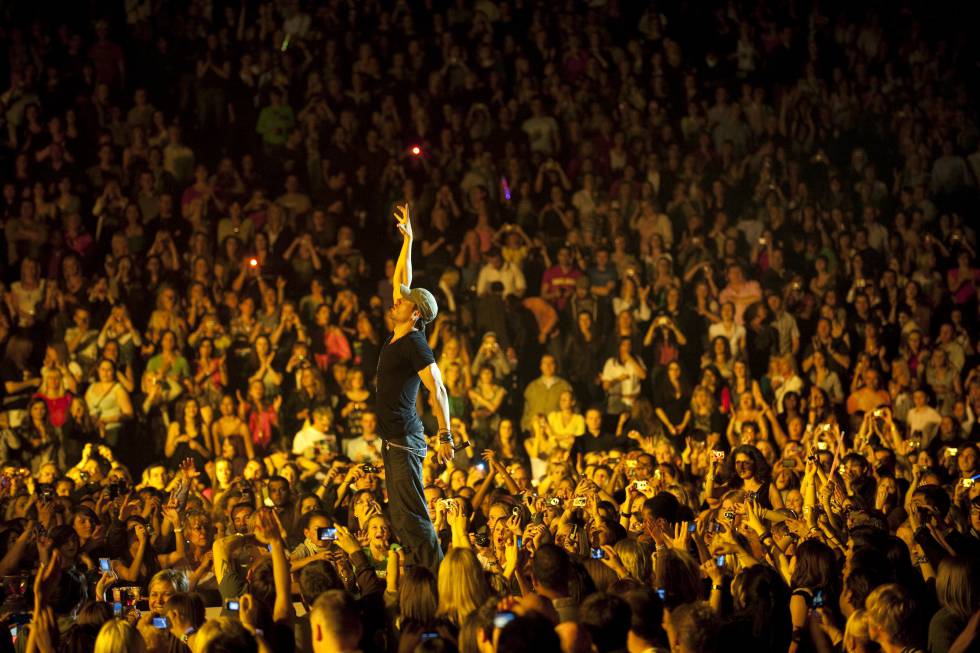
[382,432,443,572]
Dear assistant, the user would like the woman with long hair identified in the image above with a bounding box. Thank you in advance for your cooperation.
[211,393,254,461]
[33,367,72,429]
[702,336,735,384]
[719,444,782,509]
[191,337,227,410]
[239,379,281,454]
[398,565,439,631]
[15,398,61,473]
[788,539,841,653]
[929,556,979,653]
[724,565,792,653]
[653,361,690,444]
[436,548,491,627]
[164,398,212,468]
[86,359,134,447]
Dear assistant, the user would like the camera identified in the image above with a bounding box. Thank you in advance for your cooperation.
[634,480,649,492]
[710,450,726,462]
[225,599,241,612]
[474,533,491,547]
[572,497,587,507]
[361,464,378,474]
[317,527,338,541]
[590,547,605,559]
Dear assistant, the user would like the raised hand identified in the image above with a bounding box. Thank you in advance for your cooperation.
[394,204,413,240]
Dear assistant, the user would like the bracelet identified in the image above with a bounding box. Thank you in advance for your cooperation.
[173,527,183,533]
[438,432,454,444]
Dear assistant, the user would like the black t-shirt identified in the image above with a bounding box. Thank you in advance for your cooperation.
[375,330,435,440]
[573,430,622,457]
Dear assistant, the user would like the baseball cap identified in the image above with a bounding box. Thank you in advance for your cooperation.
[399,284,438,324]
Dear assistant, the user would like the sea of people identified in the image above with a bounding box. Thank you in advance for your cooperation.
[1,1,979,653]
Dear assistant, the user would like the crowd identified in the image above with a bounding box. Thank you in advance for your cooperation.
[2,1,980,653]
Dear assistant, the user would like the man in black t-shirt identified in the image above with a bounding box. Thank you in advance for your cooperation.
[375,205,455,572]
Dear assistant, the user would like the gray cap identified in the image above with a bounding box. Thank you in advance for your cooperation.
[399,284,438,324]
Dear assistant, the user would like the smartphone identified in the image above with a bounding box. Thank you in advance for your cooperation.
[724,511,735,521]
[627,460,638,469]
[112,601,123,616]
[361,464,378,474]
[709,521,723,533]
[421,632,440,641]
[317,527,338,541]
[656,588,666,601]
[474,533,491,548]
[635,480,649,491]
[781,459,797,468]
[946,448,959,457]
[225,599,240,612]
[572,497,587,507]
[710,450,726,462]
[688,523,696,533]
[99,557,111,573]
[516,536,523,549]
[475,462,488,473]
[716,555,726,567]
[812,589,825,608]
[590,547,605,559]
[494,611,516,629]
[152,617,169,629]
[962,478,975,489]
[816,441,828,451]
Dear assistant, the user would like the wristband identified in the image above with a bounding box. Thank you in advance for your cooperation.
[173,527,183,533]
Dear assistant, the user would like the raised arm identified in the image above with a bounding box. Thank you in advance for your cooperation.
[392,204,413,304]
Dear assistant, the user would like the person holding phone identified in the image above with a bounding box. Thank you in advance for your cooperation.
[289,510,336,571]
[377,204,454,572]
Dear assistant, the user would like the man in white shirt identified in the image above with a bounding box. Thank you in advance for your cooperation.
[601,339,647,415]
[522,97,560,156]
[343,410,383,464]
[476,247,526,297]
[292,405,338,456]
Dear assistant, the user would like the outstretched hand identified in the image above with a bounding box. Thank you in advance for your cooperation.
[394,204,413,240]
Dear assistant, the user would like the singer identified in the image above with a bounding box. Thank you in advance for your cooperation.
[375,204,455,571]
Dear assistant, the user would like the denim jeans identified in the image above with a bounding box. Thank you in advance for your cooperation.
[382,431,443,572]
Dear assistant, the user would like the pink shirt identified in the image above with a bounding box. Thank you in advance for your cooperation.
[719,281,762,324]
